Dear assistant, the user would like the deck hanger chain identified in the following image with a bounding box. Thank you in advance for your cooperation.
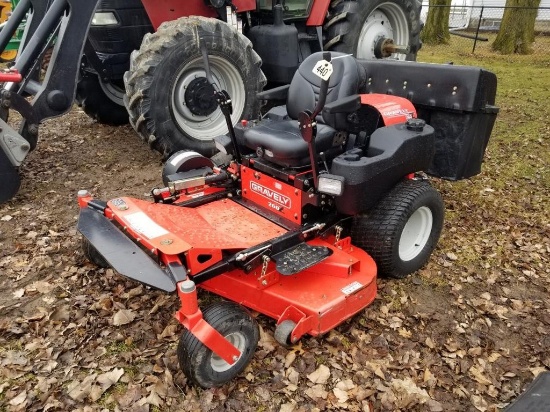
[335,225,343,243]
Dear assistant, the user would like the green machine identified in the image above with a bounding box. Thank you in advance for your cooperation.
[0,0,22,62]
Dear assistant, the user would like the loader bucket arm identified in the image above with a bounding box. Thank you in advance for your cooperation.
[0,0,100,203]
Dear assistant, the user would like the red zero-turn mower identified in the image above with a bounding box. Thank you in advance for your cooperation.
[77,51,498,388]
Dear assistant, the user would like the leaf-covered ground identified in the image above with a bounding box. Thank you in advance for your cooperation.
[0,41,549,411]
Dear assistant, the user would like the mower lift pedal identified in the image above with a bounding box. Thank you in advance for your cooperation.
[273,243,332,276]
[505,372,550,411]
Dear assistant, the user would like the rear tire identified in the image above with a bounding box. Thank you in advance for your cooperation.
[177,301,259,388]
[351,179,444,278]
[324,0,422,61]
[124,16,266,158]
[76,72,129,126]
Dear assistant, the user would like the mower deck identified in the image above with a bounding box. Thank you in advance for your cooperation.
[505,372,550,411]
[201,236,377,340]
[108,196,286,253]
[80,194,377,341]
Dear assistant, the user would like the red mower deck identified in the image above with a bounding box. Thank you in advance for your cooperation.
[199,236,377,342]
[105,196,377,342]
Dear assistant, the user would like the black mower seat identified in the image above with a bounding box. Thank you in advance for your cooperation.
[242,118,338,168]
[241,51,365,168]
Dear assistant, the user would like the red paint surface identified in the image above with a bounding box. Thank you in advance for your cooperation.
[361,93,417,125]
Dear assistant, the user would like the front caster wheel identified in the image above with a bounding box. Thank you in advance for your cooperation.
[81,238,110,268]
[274,320,297,347]
[351,179,444,278]
[177,301,259,388]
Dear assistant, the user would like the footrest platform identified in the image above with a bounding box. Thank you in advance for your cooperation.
[273,243,332,276]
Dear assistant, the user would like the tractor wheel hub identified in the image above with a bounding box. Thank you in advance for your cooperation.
[184,77,217,117]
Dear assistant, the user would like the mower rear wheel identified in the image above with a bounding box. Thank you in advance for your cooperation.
[81,238,110,268]
[177,301,259,388]
[351,179,444,278]
[274,320,297,347]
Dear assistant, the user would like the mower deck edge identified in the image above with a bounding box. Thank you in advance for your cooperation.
[78,207,177,292]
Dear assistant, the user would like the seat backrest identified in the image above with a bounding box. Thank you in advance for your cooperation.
[286,52,365,130]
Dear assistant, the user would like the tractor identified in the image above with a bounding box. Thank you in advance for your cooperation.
[77,49,498,387]
[0,0,422,203]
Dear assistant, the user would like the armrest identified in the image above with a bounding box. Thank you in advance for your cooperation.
[257,84,290,101]
[323,95,361,115]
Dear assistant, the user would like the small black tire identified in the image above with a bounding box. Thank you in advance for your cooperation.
[76,71,129,126]
[125,16,266,158]
[177,301,259,388]
[324,0,422,61]
[81,237,110,268]
[274,320,297,347]
[351,179,444,278]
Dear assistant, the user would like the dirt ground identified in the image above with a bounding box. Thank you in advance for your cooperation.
[0,103,548,411]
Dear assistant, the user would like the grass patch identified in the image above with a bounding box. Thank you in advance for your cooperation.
[106,341,136,355]
[97,381,128,409]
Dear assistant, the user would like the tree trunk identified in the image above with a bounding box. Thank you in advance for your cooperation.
[492,0,541,54]
[421,0,452,45]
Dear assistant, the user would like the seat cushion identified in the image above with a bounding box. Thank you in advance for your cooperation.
[241,118,339,168]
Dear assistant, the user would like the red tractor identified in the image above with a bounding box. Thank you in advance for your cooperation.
[78,50,498,387]
[122,0,422,157]
[0,0,422,203]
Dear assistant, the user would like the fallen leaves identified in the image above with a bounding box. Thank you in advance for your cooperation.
[469,365,493,386]
[0,96,548,411]
[113,309,136,326]
[67,373,98,402]
[307,364,330,384]
[9,390,27,406]
[97,368,125,392]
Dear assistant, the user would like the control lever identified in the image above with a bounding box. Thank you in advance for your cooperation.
[200,40,241,163]
[299,51,332,189]
[311,54,331,119]
[200,42,215,87]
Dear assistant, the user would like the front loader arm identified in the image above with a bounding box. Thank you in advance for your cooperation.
[0,0,100,203]
[10,0,100,135]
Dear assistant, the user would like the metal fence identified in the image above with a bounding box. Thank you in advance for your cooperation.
[419,5,550,54]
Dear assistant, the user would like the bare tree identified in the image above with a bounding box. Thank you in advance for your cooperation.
[421,0,452,45]
[493,0,542,54]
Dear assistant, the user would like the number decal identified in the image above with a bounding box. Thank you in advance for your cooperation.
[312,60,334,81]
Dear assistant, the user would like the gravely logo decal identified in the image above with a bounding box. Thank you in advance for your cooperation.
[250,181,291,209]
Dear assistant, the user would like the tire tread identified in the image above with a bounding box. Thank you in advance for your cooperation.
[124,17,266,158]
[351,179,444,278]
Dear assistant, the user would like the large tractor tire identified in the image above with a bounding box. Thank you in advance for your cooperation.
[124,16,266,158]
[75,72,129,126]
[324,0,422,61]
